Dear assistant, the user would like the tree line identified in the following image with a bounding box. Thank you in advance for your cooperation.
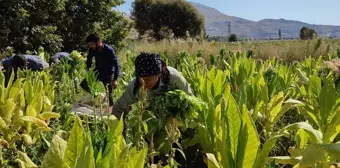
[0,0,132,54]
[0,0,323,55]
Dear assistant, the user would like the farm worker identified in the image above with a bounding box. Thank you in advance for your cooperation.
[1,54,49,86]
[80,33,120,107]
[111,52,193,119]
[49,52,75,65]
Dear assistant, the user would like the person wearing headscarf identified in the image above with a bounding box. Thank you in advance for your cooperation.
[111,52,193,119]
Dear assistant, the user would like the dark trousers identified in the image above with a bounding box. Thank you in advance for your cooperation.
[80,75,114,106]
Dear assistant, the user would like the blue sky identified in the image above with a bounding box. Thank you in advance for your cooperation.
[115,0,340,26]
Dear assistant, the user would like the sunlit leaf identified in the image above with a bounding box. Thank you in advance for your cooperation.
[41,135,67,168]
[63,116,85,168]
[0,98,16,120]
[16,151,38,168]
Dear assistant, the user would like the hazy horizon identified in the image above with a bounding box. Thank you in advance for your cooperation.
[115,0,340,26]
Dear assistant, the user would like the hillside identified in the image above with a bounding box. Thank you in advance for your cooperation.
[190,2,340,38]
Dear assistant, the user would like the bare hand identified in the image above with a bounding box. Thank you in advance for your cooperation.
[112,80,118,89]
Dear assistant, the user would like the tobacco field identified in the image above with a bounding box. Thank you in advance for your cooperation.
[1,48,340,168]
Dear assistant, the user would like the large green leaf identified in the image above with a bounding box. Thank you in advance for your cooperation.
[31,91,44,114]
[8,78,22,99]
[284,122,323,143]
[268,92,284,123]
[16,151,38,168]
[38,112,60,121]
[63,116,85,168]
[268,156,301,165]
[312,143,340,161]
[224,94,241,166]
[0,86,5,104]
[127,146,148,168]
[272,99,303,124]
[241,105,260,168]
[26,105,37,117]
[41,135,67,168]
[0,72,4,88]
[253,134,286,168]
[107,115,118,132]
[236,124,248,168]
[319,73,336,124]
[206,153,221,168]
[0,116,7,129]
[24,81,33,104]
[213,70,226,99]
[5,71,15,94]
[299,144,326,168]
[214,102,230,168]
[74,131,95,168]
[298,104,321,129]
[308,74,321,98]
[324,109,340,143]
[15,116,50,129]
[0,98,16,120]
[295,129,310,149]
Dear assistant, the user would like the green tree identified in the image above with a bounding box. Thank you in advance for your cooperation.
[300,26,318,40]
[0,0,132,54]
[131,0,205,40]
[228,33,237,42]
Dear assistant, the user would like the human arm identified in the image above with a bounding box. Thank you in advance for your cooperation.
[86,51,93,70]
[169,68,193,96]
[109,48,120,89]
[110,49,120,81]
[112,79,137,118]
[1,57,12,70]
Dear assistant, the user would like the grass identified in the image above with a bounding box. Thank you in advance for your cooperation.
[121,38,340,62]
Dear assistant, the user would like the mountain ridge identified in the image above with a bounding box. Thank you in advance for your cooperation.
[189,2,340,38]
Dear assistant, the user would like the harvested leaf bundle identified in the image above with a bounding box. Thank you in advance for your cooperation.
[125,89,206,153]
[145,90,206,134]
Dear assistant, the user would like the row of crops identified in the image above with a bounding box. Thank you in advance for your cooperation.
[1,49,340,168]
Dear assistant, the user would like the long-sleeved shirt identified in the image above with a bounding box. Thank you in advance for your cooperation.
[86,43,120,81]
[1,55,49,71]
[112,66,193,119]
[51,52,75,66]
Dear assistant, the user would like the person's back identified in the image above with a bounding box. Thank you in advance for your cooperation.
[50,52,74,65]
[24,55,49,70]
[1,54,49,71]
[1,54,49,87]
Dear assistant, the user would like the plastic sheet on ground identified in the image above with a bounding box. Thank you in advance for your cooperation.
[70,93,113,120]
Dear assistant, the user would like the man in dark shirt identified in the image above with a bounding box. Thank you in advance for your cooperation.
[80,33,120,107]
[1,54,49,86]
[2,54,49,71]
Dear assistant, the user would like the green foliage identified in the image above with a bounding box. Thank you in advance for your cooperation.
[300,26,318,40]
[229,34,238,42]
[131,0,205,40]
[0,0,132,53]
[5,48,340,168]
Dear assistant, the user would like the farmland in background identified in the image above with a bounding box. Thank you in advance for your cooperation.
[2,38,340,167]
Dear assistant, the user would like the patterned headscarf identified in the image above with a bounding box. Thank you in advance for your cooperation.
[135,52,162,77]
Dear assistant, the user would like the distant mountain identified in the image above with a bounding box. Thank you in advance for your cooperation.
[190,2,340,38]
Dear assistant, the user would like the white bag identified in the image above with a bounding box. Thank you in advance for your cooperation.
[70,93,111,119]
